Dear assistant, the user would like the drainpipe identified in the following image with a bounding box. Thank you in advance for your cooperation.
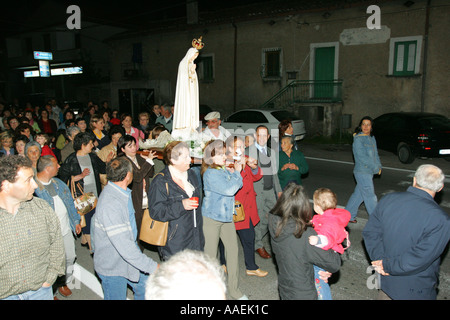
[420,0,431,112]
[232,21,237,112]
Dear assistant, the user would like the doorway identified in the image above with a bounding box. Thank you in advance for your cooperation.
[310,42,339,99]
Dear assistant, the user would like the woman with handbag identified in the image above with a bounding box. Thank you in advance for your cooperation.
[147,141,203,261]
[59,131,110,252]
[201,140,247,300]
[219,136,268,278]
[117,135,156,251]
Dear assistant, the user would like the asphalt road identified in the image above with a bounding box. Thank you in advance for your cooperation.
[56,143,450,301]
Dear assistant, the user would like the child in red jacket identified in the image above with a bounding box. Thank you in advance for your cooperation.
[35,132,57,159]
[309,188,351,300]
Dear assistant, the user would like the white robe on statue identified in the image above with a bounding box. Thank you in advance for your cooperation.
[173,47,200,132]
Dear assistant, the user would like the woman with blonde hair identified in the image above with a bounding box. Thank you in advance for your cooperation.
[201,139,247,300]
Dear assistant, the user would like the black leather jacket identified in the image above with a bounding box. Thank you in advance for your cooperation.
[58,151,106,198]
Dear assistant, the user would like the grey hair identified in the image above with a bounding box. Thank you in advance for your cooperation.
[414,164,445,192]
[145,249,226,300]
[25,141,41,155]
[161,104,171,112]
[36,155,56,173]
[66,125,81,138]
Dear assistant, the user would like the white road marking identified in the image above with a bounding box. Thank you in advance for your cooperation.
[72,263,133,300]
[73,263,104,298]
[305,156,450,177]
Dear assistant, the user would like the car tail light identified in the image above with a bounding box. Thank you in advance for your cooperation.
[418,134,429,144]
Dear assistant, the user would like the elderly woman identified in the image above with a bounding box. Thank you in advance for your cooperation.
[278,136,309,190]
[117,134,156,251]
[268,183,341,300]
[201,139,246,300]
[344,116,382,223]
[25,140,42,174]
[278,119,298,150]
[59,131,108,252]
[147,141,203,261]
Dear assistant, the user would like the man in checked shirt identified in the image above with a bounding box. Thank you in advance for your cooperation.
[0,155,65,300]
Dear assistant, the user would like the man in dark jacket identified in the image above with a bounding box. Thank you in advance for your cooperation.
[363,164,449,300]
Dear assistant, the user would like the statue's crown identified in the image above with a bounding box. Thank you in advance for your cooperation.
[192,36,204,50]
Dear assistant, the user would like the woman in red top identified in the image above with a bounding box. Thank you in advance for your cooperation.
[219,136,268,277]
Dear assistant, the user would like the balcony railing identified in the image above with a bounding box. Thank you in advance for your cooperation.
[260,79,343,109]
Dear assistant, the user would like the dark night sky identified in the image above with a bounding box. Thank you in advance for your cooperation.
[1,0,278,36]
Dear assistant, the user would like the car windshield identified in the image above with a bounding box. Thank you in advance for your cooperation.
[226,111,268,123]
[418,116,450,128]
[271,110,299,121]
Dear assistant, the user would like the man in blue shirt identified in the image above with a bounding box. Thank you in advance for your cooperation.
[363,164,449,300]
[92,157,158,300]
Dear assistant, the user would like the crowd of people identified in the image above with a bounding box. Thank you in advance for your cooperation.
[0,98,448,301]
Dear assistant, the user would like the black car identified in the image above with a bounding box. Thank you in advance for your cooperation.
[372,112,450,164]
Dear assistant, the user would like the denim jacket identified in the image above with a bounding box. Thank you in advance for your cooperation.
[202,167,243,223]
[352,133,382,175]
[34,177,80,235]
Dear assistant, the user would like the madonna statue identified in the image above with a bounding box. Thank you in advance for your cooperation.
[173,36,204,133]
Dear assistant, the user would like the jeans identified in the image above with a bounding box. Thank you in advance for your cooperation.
[345,172,378,220]
[314,265,332,300]
[2,285,53,300]
[98,272,148,300]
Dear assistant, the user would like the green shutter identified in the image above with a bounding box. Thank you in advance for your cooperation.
[393,41,417,76]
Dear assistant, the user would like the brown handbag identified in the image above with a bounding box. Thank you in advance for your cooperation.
[140,209,168,246]
[139,173,169,246]
[233,200,245,222]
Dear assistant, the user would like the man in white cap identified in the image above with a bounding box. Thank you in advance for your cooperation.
[202,111,231,141]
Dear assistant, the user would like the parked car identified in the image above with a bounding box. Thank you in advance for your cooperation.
[372,112,450,164]
[222,109,306,140]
